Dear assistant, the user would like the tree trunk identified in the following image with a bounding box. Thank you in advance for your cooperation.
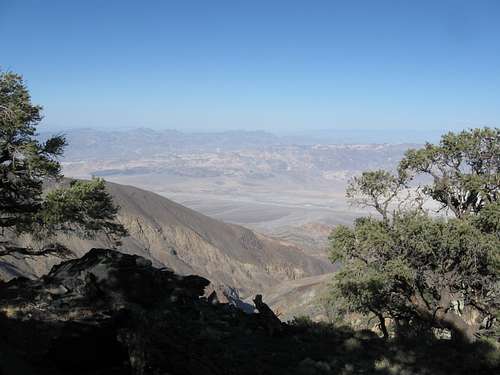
[377,314,389,340]
[434,309,477,344]
[410,293,477,344]
[370,309,389,340]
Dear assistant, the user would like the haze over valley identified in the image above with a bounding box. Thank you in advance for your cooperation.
[52,128,415,258]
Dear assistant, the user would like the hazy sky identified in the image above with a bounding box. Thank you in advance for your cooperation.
[1,0,499,136]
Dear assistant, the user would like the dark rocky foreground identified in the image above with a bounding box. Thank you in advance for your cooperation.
[0,249,498,375]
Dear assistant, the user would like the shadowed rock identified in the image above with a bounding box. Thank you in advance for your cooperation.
[253,294,283,336]
[0,249,496,375]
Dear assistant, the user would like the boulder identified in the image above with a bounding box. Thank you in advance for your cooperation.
[0,249,218,374]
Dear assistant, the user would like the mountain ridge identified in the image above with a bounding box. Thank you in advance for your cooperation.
[0,180,334,298]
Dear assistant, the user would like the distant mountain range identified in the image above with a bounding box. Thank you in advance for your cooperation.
[39,127,420,160]
[40,126,447,149]
[40,128,416,183]
[37,128,419,264]
[40,128,283,159]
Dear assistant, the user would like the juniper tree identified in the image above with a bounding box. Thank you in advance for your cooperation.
[0,70,126,256]
[329,128,499,344]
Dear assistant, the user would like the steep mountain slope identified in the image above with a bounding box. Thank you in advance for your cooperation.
[1,181,333,297]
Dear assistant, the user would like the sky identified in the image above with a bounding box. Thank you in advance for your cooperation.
[1,0,500,139]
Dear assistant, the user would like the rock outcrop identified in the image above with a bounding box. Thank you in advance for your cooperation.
[0,249,208,373]
[0,249,260,374]
[0,249,496,375]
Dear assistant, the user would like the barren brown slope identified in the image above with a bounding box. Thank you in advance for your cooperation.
[1,181,333,297]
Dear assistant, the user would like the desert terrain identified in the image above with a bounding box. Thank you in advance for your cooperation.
[53,128,413,259]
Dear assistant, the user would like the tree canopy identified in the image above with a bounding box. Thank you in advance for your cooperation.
[0,70,126,256]
[329,128,500,344]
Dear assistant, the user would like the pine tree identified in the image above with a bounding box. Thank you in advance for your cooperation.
[0,70,126,256]
[329,128,500,343]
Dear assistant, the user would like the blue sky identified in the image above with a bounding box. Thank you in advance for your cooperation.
[1,0,499,138]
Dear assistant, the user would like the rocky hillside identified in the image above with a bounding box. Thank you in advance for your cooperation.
[0,249,496,375]
[0,181,333,298]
